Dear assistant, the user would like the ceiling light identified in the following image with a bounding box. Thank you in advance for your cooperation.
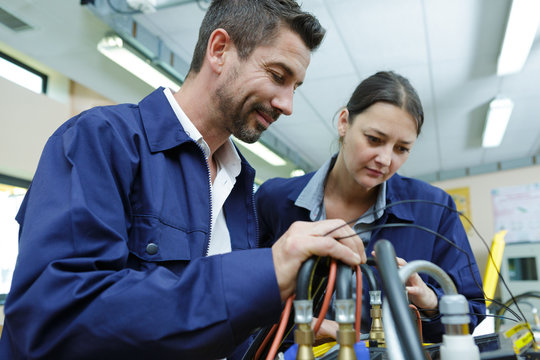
[97,35,181,91]
[233,138,287,166]
[482,97,514,148]
[290,169,305,177]
[126,0,156,13]
[497,0,540,76]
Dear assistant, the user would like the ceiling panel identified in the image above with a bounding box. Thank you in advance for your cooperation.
[0,0,538,182]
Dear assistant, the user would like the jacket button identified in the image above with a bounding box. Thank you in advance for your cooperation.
[146,243,158,255]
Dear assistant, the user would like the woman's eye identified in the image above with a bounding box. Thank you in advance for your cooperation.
[367,135,380,143]
[397,146,410,154]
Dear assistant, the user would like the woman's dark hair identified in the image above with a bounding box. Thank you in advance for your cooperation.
[346,71,424,135]
[188,0,325,74]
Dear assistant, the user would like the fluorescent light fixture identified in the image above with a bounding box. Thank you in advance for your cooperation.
[497,0,540,76]
[290,169,305,177]
[482,97,514,148]
[233,138,287,166]
[97,35,181,91]
[126,0,156,13]
[0,56,43,93]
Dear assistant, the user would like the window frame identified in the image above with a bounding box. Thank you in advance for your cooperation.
[0,174,30,305]
[0,50,48,94]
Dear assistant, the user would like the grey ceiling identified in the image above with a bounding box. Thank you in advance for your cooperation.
[1,0,539,182]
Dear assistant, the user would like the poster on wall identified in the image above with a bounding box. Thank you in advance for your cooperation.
[491,182,540,243]
[446,187,472,234]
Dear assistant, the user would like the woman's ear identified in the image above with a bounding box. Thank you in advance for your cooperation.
[206,28,232,74]
[337,108,349,137]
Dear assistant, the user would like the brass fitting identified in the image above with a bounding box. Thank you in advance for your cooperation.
[369,304,385,346]
[294,323,315,360]
[337,323,357,360]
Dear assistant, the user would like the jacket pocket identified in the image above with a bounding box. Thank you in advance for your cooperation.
[128,215,191,262]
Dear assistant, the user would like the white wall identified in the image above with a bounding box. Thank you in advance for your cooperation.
[432,164,540,278]
[0,75,116,181]
[0,77,70,180]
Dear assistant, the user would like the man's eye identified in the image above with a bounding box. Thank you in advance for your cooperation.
[271,72,284,83]
[367,135,380,143]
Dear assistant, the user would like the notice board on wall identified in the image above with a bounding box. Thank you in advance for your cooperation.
[446,187,472,234]
[491,182,540,243]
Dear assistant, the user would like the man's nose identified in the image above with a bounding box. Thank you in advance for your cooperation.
[271,87,294,116]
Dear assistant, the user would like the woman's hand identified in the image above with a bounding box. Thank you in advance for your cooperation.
[312,318,338,343]
[394,256,438,311]
[371,251,438,312]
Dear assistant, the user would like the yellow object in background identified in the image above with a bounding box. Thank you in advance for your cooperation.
[505,322,535,354]
[313,341,337,357]
[483,230,507,307]
[446,187,472,234]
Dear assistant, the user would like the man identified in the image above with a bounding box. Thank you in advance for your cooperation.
[0,0,365,359]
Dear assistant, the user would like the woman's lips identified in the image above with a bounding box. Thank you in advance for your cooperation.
[366,167,384,177]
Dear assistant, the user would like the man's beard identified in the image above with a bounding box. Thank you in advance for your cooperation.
[215,72,280,143]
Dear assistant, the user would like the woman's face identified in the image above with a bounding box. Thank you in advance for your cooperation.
[338,102,418,191]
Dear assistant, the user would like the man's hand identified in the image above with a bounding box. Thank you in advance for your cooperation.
[271,219,366,301]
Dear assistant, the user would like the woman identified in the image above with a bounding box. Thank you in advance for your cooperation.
[255,71,485,342]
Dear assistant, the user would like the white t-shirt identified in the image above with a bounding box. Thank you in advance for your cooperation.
[163,88,241,256]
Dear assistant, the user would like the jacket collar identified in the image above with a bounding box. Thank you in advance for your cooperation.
[138,87,192,153]
[384,173,416,222]
[286,168,416,224]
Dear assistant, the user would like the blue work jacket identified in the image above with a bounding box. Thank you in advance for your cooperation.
[255,171,486,343]
[0,88,282,359]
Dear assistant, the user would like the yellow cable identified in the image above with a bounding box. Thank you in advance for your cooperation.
[313,341,337,357]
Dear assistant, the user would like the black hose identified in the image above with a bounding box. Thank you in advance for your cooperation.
[240,325,272,360]
[495,291,540,332]
[360,264,378,291]
[375,239,426,360]
[296,256,318,300]
[366,256,377,266]
[336,262,352,300]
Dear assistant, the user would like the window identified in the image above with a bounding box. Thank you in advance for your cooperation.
[0,175,30,304]
[0,50,47,94]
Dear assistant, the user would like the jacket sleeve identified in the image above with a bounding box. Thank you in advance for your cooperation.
[2,112,282,360]
[420,194,486,342]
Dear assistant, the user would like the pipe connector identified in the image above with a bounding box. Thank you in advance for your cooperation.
[293,299,313,325]
[294,323,315,360]
[440,294,471,335]
[369,290,382,305]
[369,304,385,346]
[335,299,355,324]
[337,323,357,360]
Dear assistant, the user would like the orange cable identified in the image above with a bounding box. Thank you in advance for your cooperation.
[266,295,295,360]
[409,304,423,343]
[313,259,337,335]
[254,323,278,360]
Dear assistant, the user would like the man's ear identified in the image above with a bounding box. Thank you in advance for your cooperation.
[206,28,232,74]
[337,108,349,137]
